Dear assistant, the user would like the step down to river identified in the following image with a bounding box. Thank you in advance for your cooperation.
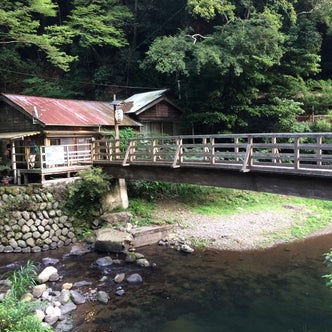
[94,225,173,253]
[131,225,173,247]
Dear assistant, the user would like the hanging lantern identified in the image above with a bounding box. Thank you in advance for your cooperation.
[115,107,124,123]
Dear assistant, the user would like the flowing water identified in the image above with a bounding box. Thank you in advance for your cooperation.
[1,234,332,332]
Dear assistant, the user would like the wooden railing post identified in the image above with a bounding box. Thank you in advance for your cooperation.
[211,137,215,164]
[294,136,300,169]
[317,135,322,166]
[65,145,70,166]
[152,139,157,162]
[241,136,253,172]
[203,137,208,161]
[172,138,182,168]
[234,137,239,162]
[122,140,133,166]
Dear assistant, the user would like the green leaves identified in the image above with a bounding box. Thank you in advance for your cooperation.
[143,32,193,75]
[67,0,132,48]
[0,0,131,71]
[186,0,235,20]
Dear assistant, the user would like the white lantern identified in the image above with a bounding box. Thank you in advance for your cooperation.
[115,107,124,123]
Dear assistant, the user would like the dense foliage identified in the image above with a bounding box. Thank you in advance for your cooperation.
[1,0,332,133]
[65,167,111,223]
[0,261,52,332]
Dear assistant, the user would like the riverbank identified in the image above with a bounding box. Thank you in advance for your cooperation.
[151,200,332,251]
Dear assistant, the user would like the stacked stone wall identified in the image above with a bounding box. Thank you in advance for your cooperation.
[0,185,76,253]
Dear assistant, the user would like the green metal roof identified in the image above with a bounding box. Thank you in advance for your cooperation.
[124,89,168,114]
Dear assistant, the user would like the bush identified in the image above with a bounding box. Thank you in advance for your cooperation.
[65,167,111,222]
[127,180,205,202]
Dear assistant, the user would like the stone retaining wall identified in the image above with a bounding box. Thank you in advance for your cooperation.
[0,185,76,253]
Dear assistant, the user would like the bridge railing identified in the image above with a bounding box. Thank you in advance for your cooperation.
[93,133,332,175]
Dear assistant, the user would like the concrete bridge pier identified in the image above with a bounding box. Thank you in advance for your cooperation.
[102,178,129,210]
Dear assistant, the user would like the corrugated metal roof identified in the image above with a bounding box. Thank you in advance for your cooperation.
[0,131,40,139]
[2,94,141,127]
[124,89,168,114]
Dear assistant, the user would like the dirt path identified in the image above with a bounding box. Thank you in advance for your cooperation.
[151,201,332,251]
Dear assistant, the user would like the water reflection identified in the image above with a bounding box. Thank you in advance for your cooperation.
[1,234,332,332]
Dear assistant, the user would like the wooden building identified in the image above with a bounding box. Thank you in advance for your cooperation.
[0,94,141,184]
[123,89,183,136]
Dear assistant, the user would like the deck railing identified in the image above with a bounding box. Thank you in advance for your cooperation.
[93,133,332,176]
[14,143,92,170]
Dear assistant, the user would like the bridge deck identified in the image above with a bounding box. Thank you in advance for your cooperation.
[93,132,332,178]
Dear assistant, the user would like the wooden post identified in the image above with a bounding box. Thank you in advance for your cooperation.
[317,135,322,166]
[294,136,300,169]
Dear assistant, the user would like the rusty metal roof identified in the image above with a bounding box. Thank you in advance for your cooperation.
[2,94,141,127]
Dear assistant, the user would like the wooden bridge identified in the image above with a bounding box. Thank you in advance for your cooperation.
[92,132,332,200]
[10,132,332,200]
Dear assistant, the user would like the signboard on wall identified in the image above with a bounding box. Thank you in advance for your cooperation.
[45,146,65,166]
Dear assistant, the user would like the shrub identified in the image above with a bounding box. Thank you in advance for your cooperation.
[65,167,111,222]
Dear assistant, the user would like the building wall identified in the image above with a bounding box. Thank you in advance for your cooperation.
[136,102,181,121]
[135,101,182,136]
[0,103,40,133]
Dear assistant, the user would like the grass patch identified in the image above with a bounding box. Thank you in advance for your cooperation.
[274,199,332,240]
[186,188,287,216]
[128,198,155,226]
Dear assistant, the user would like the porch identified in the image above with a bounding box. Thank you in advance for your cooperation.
[11,143,93,185]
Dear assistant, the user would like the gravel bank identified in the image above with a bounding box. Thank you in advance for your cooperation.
[152,201,332,251]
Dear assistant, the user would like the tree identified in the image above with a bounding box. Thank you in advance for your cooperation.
[0,0,77,71]
[141,0,332,133]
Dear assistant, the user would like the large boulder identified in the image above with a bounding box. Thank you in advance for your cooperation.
[94,227,133,253]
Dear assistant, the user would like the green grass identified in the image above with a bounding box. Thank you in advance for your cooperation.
[0,261,52,332]
[185,188,287,215]
[274,198,332,240]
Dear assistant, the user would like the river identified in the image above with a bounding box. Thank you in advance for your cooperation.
[1,233,332,332]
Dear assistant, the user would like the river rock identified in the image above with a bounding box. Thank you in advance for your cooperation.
[65,243,91,256]
[136,258,150,267]
[60,289,71,304]
[54,315,74,332]
[37,266,58,283]
[70,290,86,304]
[33,284,47,298]
[114,273,126,283]
[99,212,133,224]
[115,287,125,296]
[42,257,59,266]
[96,290,109,304]
[45,305,62,325]
[96,256,113,267]
[180,244,195,253]
[60,302,77,315]
[21,292,34,302]
[35,309,45,322]
[73,280,93,288]
[126,273,143,285]
[94,227,133,253]
[62,283,73,290]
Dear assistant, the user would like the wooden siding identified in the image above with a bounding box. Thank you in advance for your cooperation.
[0,102,41,133]
[136,102,181,121]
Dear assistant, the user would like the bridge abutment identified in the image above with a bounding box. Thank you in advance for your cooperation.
[102,178,129,210]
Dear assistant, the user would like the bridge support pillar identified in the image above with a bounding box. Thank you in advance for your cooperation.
[102,178,129,210]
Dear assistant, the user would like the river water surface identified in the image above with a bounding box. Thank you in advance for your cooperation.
[1,234,332,332]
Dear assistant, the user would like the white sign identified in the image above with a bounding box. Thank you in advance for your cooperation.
[45,146,65,166]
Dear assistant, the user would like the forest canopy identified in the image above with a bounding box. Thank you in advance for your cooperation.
[1,0,332,134]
